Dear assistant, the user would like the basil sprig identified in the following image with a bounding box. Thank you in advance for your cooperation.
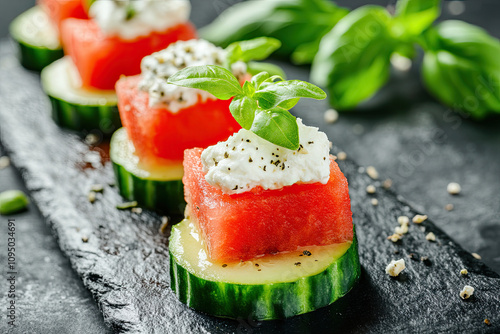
[167,67,326,150]
[421,21,500,119]
[311,0,500,118]
[201,0,348,64]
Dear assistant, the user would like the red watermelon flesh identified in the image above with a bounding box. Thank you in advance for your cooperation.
[183,148,354,263]
[116,76,241,163]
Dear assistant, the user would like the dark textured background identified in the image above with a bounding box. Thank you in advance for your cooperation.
[0,0,499,333]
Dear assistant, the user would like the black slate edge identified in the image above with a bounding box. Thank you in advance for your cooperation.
[1,43,499,334]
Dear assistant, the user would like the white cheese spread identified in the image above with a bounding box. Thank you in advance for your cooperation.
[89,0,190,40]
[138,40,248,112]
[200,119,331,194]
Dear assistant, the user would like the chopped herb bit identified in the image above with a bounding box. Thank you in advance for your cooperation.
[224,152,229,159]
[213,158,218,166]
[116,201,138,210]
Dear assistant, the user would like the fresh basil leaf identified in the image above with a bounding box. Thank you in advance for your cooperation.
[247,61,286,80]
[251,72,271,90]
[250,108,299,150]
[311,6,395,110]
[291,40,322,65]
[278,98,300,110]
[167,65,243,100]
[255,80,327,110]
[243,80,255,97]
[226,37,281,64]
[229,96,258,130]
[394,0,440,38]
[200,0,348,62]
[422,21,500,119]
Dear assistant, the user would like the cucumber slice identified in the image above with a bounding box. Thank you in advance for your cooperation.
[110,128,185,214]
[9,6,64,71]
[169,218,361,320]
[41,57,121,135]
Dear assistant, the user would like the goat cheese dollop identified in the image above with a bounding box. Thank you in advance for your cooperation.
[89,0,190,40]
[138,39,247,112]
[201,119,331,194]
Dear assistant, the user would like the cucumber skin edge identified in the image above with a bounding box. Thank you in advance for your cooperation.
[12,39,64,72]
[112,161,186,215]
[48,95,121,136]
[169,231,361,320]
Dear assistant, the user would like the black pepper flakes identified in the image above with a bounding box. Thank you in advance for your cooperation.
[228,168,231,171]
[246,139,250,142]
[222,264,227,268]
[254,263,259,267]
[263,166,267,171]
[232,186,238,191]
[308,141,314,144]
[249,157,253,163]
[294,262,301,266]
[258,269,262,271]
[303,250,312,256]
[213,158,218,166]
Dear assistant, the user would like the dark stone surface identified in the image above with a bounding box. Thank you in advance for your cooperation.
[1,42,500,334]
[0,0,499,333]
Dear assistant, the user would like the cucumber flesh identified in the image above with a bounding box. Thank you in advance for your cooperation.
[169,218,361,320]
[111,128,185,214]
[41,57,121,134]
[9,6,64,71]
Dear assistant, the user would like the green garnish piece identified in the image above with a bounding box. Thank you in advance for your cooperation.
[116,201,138,210]
[167,66,326,150]
[0,190,29,215]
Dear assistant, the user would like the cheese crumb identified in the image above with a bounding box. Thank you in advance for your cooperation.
[425,232,436,241]
[385,259,406,277]
[337,151,347,161]
[459,285,474,299]
[382,179,392,189]
[412,214,428,224]
[398,216,410,225]
[324,109,339,124]
[445,204,454,211]
[447,182,461,195]
[472,252,482,260]
[387,234,402,242]
[460,269,468,276]
[395,224,409,235]
[0,156,10,170]
[366,185,376,194]
[371,198,379,206]
[366,166,379,180]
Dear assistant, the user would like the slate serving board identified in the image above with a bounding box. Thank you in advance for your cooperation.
[1,41,499,333]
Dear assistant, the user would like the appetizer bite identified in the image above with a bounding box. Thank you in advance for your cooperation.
[41,0,196,135]
[9,0,88,71]
[111,38,283,214]
[167,66,360,320]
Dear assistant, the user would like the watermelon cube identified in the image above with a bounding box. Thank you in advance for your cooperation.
[183,148,353,262]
